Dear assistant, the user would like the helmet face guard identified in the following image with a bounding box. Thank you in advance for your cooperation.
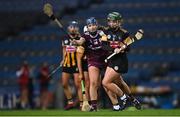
[67,21,79,35]
[108,20,120,29]
[86,17,98,33]
[107,12,123,28]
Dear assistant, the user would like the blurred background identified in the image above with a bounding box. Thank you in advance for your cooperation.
[0,0,180,110]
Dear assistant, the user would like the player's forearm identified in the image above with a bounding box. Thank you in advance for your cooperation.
[76,46,85,76]
[61,47,66,63]
[120,29,144,49]
[77,58,83,75]
[74,37,85,46]
[76,53,84,79]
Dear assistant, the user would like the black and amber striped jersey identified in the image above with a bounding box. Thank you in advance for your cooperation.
[62,35,80,67]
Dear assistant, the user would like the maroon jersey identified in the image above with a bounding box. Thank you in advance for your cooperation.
[82,30,107,69]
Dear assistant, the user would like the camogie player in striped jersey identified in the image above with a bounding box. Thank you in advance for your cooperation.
[60,21,83,110]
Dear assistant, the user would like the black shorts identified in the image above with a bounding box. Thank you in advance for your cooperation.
[82,59,88,72]
[108,53,128,74]
[62,66,79,74]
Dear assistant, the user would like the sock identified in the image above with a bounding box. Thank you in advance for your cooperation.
[88,101,91,105]
[128,94,136,101]
[67,98,73,104]
[91,100,97,109]
[79,101,83,107]
[113,104,120,110]
[120,94,127,101]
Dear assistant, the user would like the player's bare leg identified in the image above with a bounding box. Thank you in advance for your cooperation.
[61,72,74,110]
[102,67,124,96]
[88,66,100,111]
[114,76,141,109]
[114,76,131,94]
[103,86,120,111]
[84,71,90,101]
[102,67,128,110]
[115,76,141,109]
[103,68,119,111]
[73,73,83,109]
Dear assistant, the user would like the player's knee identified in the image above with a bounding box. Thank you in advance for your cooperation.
[75,80,81,89]
[62,82,68,89]
[90,81,98,88]
[86,85,90,90]
[75,83,80,89]
[85,79,90,85]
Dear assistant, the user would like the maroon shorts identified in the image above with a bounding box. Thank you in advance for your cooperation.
[87,54,107,69]
[86,49,108,69]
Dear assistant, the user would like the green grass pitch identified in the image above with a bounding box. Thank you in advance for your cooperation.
[0,108,180,116]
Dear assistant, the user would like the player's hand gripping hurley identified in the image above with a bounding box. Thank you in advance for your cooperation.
[105,29,144,63]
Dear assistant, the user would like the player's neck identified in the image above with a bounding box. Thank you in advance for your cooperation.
[111,27,119,32]
[69,33,79,39]
[89,31,98,37]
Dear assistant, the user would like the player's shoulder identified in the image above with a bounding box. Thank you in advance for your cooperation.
[61,35,70,44]
[97,30,106,36]
[120,28,128,33]
[98,25,108,31]
[62,35,70,40]
[83,31,90,36]
[82,32,90,40]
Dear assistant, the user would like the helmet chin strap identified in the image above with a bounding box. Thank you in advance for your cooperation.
[109,26,119,32]
[69,32,78,38]
[89,31,97,36]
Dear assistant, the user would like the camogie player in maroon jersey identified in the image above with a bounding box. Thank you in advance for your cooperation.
[72,17,108,111]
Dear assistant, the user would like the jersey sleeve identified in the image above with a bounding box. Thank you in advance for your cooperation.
[81,33,88,42]
[61,35,69,47]
[121,31,131,52]
[122,32,130,41]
